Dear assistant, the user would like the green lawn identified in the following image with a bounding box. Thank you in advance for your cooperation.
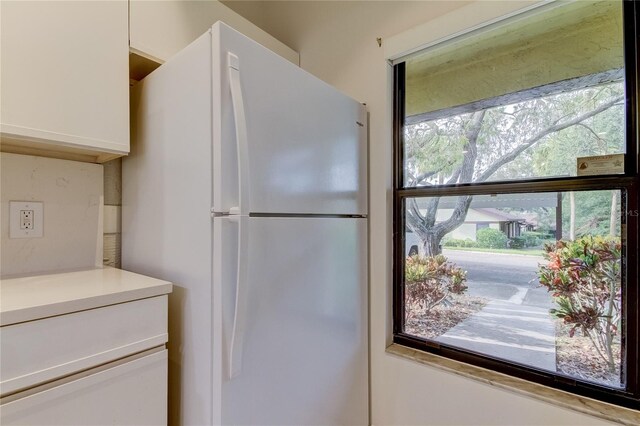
[443,246,544,256]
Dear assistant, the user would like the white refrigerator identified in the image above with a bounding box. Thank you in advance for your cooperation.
[122,22,368,426]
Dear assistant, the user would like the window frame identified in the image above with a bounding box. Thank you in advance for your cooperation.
[392,0,639,409]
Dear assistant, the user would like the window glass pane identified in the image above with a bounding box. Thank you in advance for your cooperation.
[403,0,626,187]
[403,82,626,187]
[403,190,624,388]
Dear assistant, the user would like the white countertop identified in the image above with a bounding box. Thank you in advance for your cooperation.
[0,268,172,326]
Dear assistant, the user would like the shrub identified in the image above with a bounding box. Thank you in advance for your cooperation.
[538,236,621,373]
[521,231,544,247]
[443,238,464,247]
[509,236,526,249]
[476,228,508,249]
[463,239,477,248]
[404,254,467,321]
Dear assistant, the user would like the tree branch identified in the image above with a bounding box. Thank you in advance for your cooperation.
[476,96,623,182]
[424,197,440,228]
[446,167,462,185]
[576,122,603,142]
[433,195,474,237]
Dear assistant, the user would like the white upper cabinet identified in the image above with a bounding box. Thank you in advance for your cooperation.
[0,1,129,162]
[129,0,299,66]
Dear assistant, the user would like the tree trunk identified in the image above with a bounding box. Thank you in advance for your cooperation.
[569,191,576,241]
[610,190,619,236]
[419,233,442,257]
[556,192,563,241]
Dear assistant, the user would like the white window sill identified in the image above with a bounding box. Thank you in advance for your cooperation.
[386,343,640,425]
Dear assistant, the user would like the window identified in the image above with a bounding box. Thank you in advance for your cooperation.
[393,0,639,408]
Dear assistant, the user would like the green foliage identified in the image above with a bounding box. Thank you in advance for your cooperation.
[443,238,462,247]
[561,191,620,237]
[508,236,526,249]
[538,236,621,372]
[521,231,545,247]
[443,238,477,248]
[532,83,624,179]
[476,228,508,249]
[404,255,467,321]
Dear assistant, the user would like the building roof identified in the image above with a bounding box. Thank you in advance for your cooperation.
[473,208,525,222]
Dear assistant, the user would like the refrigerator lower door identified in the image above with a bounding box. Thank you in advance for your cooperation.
[213,216,368,425]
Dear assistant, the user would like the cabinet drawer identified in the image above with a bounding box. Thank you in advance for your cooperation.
[0,349,167,426]
[0,296,167,396]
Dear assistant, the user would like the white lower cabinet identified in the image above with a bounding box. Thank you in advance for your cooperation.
[0,289,170,426]
[0,350,167,426]
[0,296,168,395]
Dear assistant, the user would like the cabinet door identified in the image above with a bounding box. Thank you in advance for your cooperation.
[0,350,167,426]
[0,1,129,157]
[129,0,298,65]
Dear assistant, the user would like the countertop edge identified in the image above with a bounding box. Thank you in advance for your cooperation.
[0,283,172,327]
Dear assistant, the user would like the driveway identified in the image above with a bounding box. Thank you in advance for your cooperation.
[436,249,557,372]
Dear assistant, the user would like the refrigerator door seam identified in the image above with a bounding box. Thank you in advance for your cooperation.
[249,213,368,219]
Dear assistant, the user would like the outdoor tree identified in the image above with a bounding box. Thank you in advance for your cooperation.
[532,100,624,239]
[405,81,624,255]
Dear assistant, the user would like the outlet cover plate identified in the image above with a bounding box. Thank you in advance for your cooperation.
[9,201,43,238]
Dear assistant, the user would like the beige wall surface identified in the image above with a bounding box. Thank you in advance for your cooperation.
[221,1,616,424]
[1,153,103,277]
[103,158,122,268]
[130,0,299,65]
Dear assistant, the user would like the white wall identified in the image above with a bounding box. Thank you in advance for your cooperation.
[1,153,103,277]
[222,1,615,424]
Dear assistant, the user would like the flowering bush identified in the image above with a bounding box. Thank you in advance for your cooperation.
[405,254,467,321]
[538,236,621,373]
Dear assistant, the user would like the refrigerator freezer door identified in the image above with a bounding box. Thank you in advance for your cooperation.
[213,216,368,425]
[212,22,367,216]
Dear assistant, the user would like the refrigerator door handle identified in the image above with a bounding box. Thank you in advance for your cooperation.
[228,215,250,379]
[228,52,250,216]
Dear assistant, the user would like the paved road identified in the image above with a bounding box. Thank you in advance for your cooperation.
[443,249,553,309]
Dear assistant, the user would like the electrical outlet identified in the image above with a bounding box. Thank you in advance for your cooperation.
[20,210,34,230]
[10,201,43,238]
